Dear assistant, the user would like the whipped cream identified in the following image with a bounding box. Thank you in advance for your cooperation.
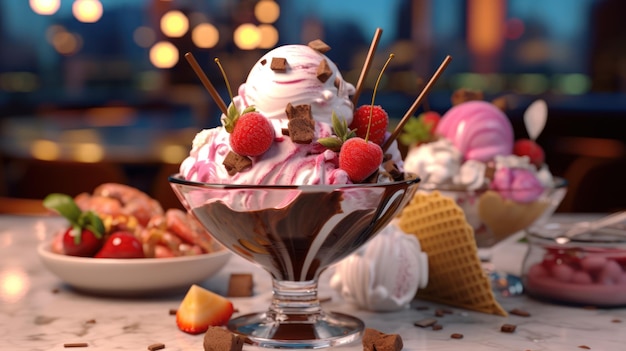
[404,138,460,184]
[330,222,428,312]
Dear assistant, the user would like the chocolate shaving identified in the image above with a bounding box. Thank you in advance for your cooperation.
[316,59,332,83]
[203,327,244,351]
[500,324,517,333]
[64,343,88,348]
[223,152,252,175]
[285,103,315,144]
[307,39,331,53]
[227,273,254,297]
[451,88,484,105]
[270,57,287,72]
[362,328,403,351]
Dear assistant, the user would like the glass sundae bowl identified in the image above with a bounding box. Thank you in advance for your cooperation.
[169,174,419,349]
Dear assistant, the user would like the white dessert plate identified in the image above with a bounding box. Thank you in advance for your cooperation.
[38,241,231,296]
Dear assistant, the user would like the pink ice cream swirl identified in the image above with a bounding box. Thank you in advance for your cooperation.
[436,101,514,162]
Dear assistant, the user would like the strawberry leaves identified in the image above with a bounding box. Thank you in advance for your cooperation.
[43,193,104,244]
[318,112,356,151]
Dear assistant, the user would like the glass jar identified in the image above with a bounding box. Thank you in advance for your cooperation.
[522,222,626,307]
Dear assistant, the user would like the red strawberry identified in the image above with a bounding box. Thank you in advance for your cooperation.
[420,111,441,132]
[43,193,105,257]
[339,137,384,183]
[513,139,545,168]
[229,111,274,156]
[95,231,145,258]
[176,284,234,334]
[350,105,389,146]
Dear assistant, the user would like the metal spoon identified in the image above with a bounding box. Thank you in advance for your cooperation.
[555,211,626,244]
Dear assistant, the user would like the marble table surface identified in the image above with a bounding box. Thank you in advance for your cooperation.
[1,214,625,351]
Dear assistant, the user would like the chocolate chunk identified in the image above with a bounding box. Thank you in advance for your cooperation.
[578,346,591,350]
[612,319,622,323]
[500,324,517,333]
[451,88,484,106]
[316,59,332,83]
[270,57,287,72]
[362,328,403,351]
[383,160,402,181]
[285,103,315,144]
[432,324,443,331]
[203,327,244,351]
[260,58,267,66]
[223,151,252,175]
[169,308,177,315]
[450,333,463,339]
[63,343,88,348]
[509,308,530,317]
[307,39,331,53]
[334,76,341,89]
[491,96,508,111]
[414,318,437,328]
[147,343,165,351]
[434,309,445,317]
[227,273,254,297]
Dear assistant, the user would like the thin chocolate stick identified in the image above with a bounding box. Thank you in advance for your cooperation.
[184,52,229,116]
[352,28,383,106]
[382,55,452,152]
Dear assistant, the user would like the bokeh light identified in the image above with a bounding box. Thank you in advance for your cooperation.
[192,23,219,49]
[133,26,156,48]
[254,0,280,24]
[257,24,278,49]
[149,41,179,69]
[161,10,189,38]
[233,24,261,50]
[29,0,60,15]
[72,0,103,23]
[51,31,82,56]
[161,144,187,164]
[31,140,60,161]
[73,143,104,163]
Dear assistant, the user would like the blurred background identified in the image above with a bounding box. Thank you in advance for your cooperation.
[1,0,625,213]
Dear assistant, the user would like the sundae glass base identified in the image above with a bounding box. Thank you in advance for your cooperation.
[169,174,419,348]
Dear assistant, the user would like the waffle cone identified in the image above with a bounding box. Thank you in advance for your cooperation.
[398,191,507,316]
[477,190,549,240]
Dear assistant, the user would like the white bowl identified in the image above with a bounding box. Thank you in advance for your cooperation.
[38,241,231,296]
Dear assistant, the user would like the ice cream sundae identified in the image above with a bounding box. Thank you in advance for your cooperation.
[402,95,566,245]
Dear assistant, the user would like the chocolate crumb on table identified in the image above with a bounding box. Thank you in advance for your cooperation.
[509,308,531,317]
[578,346,591,350]
[63,343,88,348]
[500,324,517,333]
[450,333,463,339]
[168,309,177,315]
[413,318,437,328]
[203,326,244,351]
[612,319,622,323]
[432,324,443,331]
[147,342,165,351]
[227,273,254,297]
[362,328,403,351]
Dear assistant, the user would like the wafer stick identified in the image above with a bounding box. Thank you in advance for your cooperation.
[352,28,383,106]
[184,52,229,116]
[382,55,452,152]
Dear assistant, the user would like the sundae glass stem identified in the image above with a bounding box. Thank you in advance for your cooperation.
[269,279,322,319]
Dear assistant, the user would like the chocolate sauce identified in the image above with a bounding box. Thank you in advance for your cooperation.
[189,182,416,281]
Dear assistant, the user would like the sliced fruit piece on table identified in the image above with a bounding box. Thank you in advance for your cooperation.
[176,284,235,334]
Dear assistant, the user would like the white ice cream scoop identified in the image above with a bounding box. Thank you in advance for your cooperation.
[329,222,428,312]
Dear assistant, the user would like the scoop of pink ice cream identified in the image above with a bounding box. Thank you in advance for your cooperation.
[436,101,513,162]
[490,167,544,203]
